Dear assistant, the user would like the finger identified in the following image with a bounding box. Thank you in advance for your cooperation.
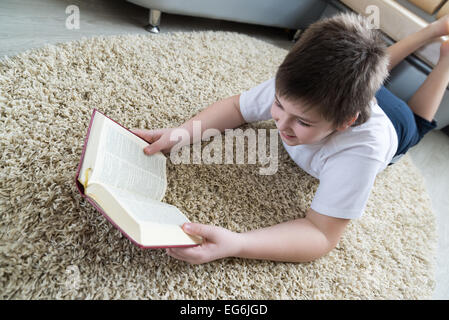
[143,138,165,155]
[160,148,171,156]
[170,246,207,265]
[166,248,184,260]
[182,223,216,240]
[170,246,203,260]
[166,248,196,263]
[132,128,161,144]
[130,128,150,141]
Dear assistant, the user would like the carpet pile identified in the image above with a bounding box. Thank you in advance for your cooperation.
[0,31,437,299]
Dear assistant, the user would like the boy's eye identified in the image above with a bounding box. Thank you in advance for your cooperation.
[297,119,311,127]
[276,100,312,127]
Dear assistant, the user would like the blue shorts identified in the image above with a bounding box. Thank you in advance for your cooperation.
[375,85,438,166]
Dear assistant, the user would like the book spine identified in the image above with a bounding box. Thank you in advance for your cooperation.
[75,108,98,197]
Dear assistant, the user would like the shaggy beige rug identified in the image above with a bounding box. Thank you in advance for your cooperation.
[0,31,437,299]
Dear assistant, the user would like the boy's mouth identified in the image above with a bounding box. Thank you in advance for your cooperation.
[280,131,296,140]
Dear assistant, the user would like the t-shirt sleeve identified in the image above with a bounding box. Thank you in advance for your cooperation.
[311,154,383,220]
[239,78,275,123]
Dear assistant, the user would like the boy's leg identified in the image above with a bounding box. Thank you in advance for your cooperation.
[386,15,449,72]
[407,41,449,122]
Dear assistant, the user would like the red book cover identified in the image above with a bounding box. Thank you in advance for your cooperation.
[75,108,199,249]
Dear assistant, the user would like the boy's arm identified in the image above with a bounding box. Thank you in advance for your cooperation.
[167,208,350,264]
[236,208,350,262]
[133,94,246,155]
[179,94,246,143]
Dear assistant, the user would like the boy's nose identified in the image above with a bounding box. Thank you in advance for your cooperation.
[276,117,291,132]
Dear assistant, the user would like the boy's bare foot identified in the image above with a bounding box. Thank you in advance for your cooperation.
[428,14,449,39]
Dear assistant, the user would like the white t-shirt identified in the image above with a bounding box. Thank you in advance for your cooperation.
[239,78,398,219]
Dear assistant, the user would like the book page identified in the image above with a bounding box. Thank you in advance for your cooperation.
[92,117,168,201]
[102,183,190,226]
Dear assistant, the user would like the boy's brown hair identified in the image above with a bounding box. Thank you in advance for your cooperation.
[275,12,390,129]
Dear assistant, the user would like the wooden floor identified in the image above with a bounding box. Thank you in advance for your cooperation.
[1,0,448,299]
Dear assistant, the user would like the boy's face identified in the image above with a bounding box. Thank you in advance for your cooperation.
[271,94,349,146]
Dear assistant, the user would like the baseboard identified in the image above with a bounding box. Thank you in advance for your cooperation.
[442,125,449,137]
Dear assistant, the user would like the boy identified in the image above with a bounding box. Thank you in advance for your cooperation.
[132,13,449,264]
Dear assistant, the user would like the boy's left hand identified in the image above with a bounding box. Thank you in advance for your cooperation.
[165,223,242,264]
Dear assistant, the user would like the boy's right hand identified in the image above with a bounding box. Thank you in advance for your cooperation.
[130,128,181,156]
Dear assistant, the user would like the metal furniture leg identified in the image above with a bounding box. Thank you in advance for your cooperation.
[145,9,161,33]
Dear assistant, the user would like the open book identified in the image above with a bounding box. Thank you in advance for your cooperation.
[75,109,202,248]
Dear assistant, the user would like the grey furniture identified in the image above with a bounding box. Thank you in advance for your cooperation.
[127,0,327,33]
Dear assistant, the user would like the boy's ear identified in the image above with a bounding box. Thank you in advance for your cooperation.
[335,112,359,131]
